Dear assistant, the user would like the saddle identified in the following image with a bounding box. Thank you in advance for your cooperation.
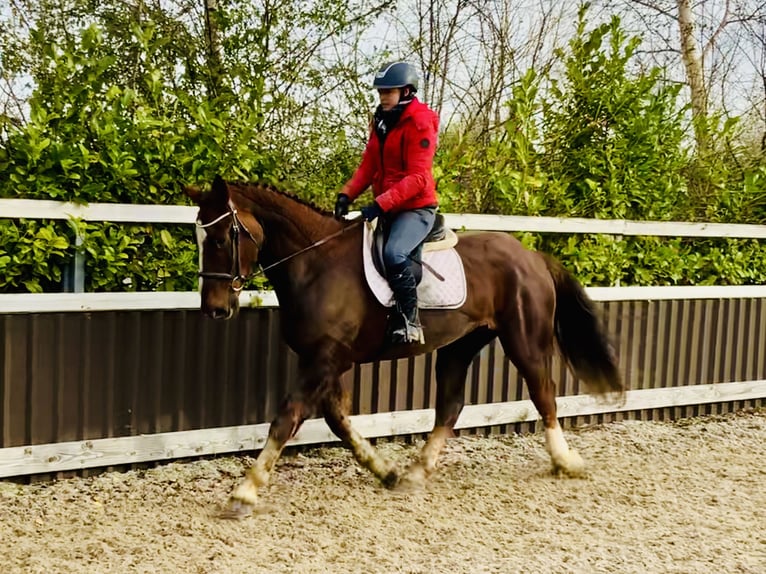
[362,214,466,310]
[370,213,459,282]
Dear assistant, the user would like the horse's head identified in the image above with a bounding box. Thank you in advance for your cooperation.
[185,176,264,320]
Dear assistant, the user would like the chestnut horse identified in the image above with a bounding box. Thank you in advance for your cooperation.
[186,176,623,519]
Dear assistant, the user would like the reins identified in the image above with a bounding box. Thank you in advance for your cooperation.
[257,218,364,276]
[196,200,363,290]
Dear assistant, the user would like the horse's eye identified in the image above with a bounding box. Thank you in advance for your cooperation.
[211,237,226,249]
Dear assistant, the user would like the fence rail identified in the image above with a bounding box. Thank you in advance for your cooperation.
[2,379,764,478]
[2,197,766,237]
[0,285,765,314]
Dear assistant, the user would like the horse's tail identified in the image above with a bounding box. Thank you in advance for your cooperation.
[543,254,624,400]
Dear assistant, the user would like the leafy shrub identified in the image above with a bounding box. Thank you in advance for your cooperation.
[0,220,73,292]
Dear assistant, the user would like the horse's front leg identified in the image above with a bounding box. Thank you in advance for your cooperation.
[321,378,399,488]
[222,393,315,519]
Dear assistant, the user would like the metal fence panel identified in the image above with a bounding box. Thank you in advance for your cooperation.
[1,300,764,454]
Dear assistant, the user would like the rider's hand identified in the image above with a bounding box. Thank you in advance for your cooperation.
[334,193,350,220]
[360,201,383,222]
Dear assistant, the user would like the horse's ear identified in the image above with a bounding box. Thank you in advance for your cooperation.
[210,175,229,203]
[184,184,204,204]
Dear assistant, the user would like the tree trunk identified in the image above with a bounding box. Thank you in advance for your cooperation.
[203,0,226,98]
[677,0,708,155]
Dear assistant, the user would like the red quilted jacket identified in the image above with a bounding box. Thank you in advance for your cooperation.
[342,98,439,213]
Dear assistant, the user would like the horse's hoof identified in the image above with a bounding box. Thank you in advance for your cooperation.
[551,449,586,478]
[395,464,427,492]
[218,498,255,520]
[381,466,400,489]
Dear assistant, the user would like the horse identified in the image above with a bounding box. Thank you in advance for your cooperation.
[185,175,623,519]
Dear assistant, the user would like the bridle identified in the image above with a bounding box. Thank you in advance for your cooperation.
[196,199,263,292]
[196,199,363,292]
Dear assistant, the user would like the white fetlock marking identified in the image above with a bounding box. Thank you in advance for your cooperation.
[230,437,283,505]
[420,426,449,473]
[544,423,585,475]
[349,429,394,481]
[255,438,284,482]
[544,424,568,457]
[231,478,259,505]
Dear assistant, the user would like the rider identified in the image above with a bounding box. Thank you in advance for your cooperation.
[334,61,440,345]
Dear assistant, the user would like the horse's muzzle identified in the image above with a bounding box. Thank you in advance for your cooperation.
[201,291,240,320]
[207,306,234,320]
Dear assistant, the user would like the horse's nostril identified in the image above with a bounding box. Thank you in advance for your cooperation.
[210,308,228,320]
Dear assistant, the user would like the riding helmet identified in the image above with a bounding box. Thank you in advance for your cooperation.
[372,62,419,92]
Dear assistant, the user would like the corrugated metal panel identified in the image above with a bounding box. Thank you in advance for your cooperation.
[0,300,764,452]
[1,309,294,449]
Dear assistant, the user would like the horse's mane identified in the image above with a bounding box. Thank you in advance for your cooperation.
[229,179,335,219]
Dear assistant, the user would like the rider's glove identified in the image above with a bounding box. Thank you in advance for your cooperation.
[360,201,383,222]
[334,193,350,220]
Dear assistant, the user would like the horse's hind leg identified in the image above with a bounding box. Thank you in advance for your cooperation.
[523,364,585,476]
[401,328,496,488]
[322,380,398,487]
[498,324,585,476]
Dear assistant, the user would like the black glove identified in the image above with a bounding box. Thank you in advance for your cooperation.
[334,193,350,219]
[360,201,383,222]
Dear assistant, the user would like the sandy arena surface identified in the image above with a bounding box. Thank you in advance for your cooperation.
[2,410,765,574]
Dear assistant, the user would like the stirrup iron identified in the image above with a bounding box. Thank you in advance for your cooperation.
[390,313,425,345]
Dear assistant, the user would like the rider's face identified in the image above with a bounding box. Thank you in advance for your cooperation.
[377,88,401,111]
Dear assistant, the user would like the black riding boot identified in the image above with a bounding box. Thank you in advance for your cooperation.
[387,263,425,345]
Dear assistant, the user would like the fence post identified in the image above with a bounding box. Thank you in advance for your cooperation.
[73,230,85,292]
[614,233,622,287]
[61,219,86,293]
[195,224,205,292]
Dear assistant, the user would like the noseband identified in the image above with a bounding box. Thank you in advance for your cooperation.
[196,200,262,292]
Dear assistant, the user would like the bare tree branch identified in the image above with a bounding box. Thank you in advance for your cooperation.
[702,0,730,58]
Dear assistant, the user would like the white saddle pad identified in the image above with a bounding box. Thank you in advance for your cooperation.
[362,221,467,309]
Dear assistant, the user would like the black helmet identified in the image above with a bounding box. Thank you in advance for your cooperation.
[372,61,419,92]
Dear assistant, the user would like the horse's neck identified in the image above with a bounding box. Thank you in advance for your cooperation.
[234,184,340,285]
